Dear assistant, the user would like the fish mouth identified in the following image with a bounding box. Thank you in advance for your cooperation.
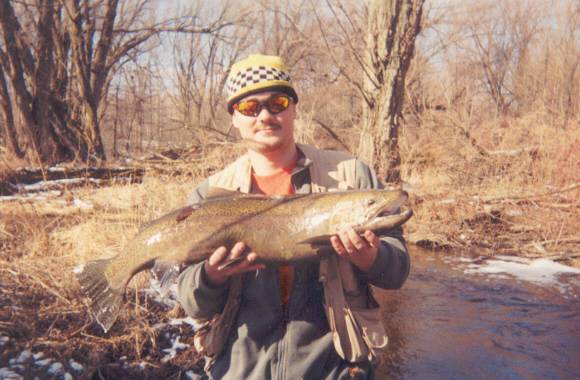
[371,191,409,219]
[358,191,413,233]
[360,208,413,234]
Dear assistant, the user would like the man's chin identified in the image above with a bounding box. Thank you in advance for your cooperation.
[242,138,285,153]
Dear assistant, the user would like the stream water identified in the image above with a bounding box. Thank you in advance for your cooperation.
[374,247,580,380]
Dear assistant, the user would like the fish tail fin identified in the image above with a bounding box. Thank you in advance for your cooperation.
[74,257,123,333]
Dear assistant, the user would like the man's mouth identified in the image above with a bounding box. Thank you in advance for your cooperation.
[256,124,281,132]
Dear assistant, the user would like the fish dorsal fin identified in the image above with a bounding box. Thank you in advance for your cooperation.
[206,187,244,199]
[206,187,290,201]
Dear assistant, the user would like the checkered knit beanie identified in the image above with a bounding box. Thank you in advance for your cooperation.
[226,54,298,114]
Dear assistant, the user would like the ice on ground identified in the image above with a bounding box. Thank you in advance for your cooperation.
[32,352,44,360]
[47,362,64,376]
[68,359,83,372]
[0,336,9,347]
[35,358,53,367]
[9,350,31,365]
[185,370,204,380]
[168,316,204,330]
[2,350,77,379]
[0,367,23,380]
[161,336,189,362]
[0,190,62,202]
[17,177,103,192]
[464,255,580,292]
[73,198,94,210]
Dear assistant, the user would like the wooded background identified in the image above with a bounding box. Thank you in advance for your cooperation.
[1,0,578,182]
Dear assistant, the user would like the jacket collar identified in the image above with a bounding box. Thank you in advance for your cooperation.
[234,144,314,192]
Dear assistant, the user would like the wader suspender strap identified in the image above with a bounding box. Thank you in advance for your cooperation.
[204,275,243,358]
[320,256,368,362]
[306,144,389,363]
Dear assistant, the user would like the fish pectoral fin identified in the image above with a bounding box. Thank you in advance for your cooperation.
[151,261,181,297]
[217,255,247,271]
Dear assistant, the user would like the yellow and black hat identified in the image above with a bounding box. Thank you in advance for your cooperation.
[226,54,298,114]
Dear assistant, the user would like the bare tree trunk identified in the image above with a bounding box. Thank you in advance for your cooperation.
[0,63,24,158]
[65,0,114,162]
[0,0,60,163]
[34,0,60,161]
[2,0,231,165]
[358,0,424,184]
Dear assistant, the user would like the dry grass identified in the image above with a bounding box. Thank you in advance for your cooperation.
[400,109,579,263]
[0,160,221,378]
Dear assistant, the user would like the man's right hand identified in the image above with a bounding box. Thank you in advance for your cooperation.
[203,242,265,286]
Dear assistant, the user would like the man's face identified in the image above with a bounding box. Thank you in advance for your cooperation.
[232,91,296,153]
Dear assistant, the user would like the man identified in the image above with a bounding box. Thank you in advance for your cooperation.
[177,54,410,379]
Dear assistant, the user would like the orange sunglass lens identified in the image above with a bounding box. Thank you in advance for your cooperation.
[234,95,290,116]
[236,100,260,116]
[268,96,289,112]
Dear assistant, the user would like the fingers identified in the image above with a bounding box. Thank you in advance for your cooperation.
[208,246,229,266]
[330,235,345,256]
[331,228,379,273]
[364,230,380,248]
[230,241,247,259]
[208,242,247,266]
[205,242,264,286]
[332,227,370,256]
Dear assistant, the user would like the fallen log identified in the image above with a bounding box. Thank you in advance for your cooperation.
[0,167,145,196]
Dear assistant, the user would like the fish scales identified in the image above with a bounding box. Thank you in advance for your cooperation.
[75,189,413,332]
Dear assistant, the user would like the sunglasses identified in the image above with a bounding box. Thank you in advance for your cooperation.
[233,94,291,117]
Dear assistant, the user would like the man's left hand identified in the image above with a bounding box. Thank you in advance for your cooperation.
[330,228,379,272]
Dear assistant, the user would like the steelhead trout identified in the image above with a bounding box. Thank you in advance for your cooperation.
[75,189,413,332]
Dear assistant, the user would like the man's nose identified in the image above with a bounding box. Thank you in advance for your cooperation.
[257,107,275,123]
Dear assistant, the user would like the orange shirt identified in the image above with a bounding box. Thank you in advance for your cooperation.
[251,163,296,310]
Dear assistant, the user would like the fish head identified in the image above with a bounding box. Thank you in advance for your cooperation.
[323,190,411,232]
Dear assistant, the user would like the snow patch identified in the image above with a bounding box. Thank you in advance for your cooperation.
[13,350,31,364]
[464,255,580,293]
[68,359,83,372]
[35,358,53,367]
[161,336,189,362]
[185,370,204,380]
[47,362,64,375]
[0,367,23,380]
[168,316,204,330]
[73,198,94,210]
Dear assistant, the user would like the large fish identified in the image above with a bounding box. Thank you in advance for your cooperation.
[75,189,413,332]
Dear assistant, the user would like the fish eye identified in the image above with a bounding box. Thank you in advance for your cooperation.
[367,199,376,206]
